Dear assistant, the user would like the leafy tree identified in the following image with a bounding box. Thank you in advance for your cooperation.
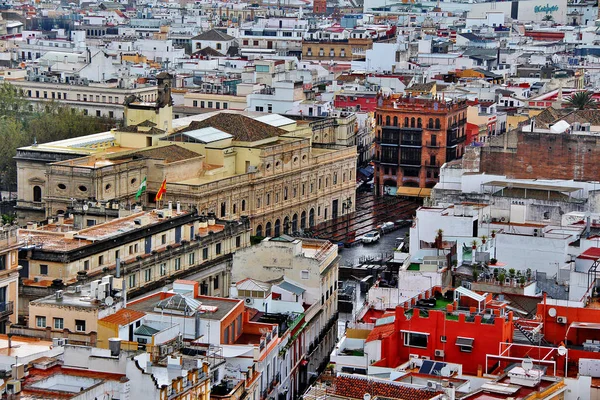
[542,15,553,22]
[567,91,597,110]
[0,83,118,192]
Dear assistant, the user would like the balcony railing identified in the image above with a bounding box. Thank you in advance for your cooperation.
[400,140,422,147]
[400,159,421,166]
[425,141,440,147]
[0,302,14,319]
[425,161,441,168]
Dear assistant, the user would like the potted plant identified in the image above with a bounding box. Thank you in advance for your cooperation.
[498,271,506,285]
[490,258,498,265]
[491,230,497,238]
[519,275,526,287]
[526,268,532,280]
[472,270,479,281]
[481,235,488,244]
[471,240,478,250]
[509,268,516,278]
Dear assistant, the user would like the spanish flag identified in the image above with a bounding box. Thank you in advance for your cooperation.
[155,179,167,202]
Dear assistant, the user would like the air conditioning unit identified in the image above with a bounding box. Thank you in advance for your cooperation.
[55,290,63,300]
[434,349,445,357]
[533,228,539,237]
[557,316,567,324]
[6,380,21,394]
[245,297,254,305]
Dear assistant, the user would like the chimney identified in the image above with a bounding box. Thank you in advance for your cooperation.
[176,201,181,213]
[7,333,12,349]
[58,214,65,225]
[168,201,173,211]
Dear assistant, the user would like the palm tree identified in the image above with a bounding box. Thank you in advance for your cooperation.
[542,15,554,22]
[567,91,597,110]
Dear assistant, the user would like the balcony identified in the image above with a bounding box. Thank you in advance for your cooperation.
[425,141,440,148]
[400,140,422,147]
[425,161,441,168]
[400,159,421,167]
[0,302,14,319]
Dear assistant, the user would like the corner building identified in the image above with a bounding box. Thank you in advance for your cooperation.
[374,96,468,197]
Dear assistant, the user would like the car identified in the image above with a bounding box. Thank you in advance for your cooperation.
[362,231,381,244]
[381,221,395,233]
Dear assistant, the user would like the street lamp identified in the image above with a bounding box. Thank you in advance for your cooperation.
[341,197,353,244]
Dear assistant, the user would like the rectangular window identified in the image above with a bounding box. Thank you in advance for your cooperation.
[301,270,309,279]
[129,274,136,288]
[129,245,134,255]
[200,101,205,108]
[236,236,241,248]
[54,317,64,330]
[216,102,220,109]
[214,275,219,290]
[160,263,166,276]
[96,110,101,117]
[208,101,213,108]
[224,326,230,344]
[223,103,228,109]
[203,248,209,260]
[115,250,120,260]
[0,255,5,271]
[144,268,152,282]
[403,332,428,348]
[161,234,167,245]
[75,319,86,332]
[84,260,90,271]
[175,258,181,271]
[40,264,48,275]
[189,252,195,265]
[36,316,46,328]
[98,255,104,266]
[193,100,198,107]
[216,243,222,255]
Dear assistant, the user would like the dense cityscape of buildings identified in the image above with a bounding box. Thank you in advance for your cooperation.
[0,0,599,398]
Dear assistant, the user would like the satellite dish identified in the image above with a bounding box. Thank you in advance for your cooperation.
[557,346,567,356]
[364,394,371,400]
[105,296,114,306]
[440,366,451,377]
[548,307,557,317]
[521,359,534,371]
[83,204,89,211]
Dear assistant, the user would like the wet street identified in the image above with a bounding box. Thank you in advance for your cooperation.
[339,226,409,267]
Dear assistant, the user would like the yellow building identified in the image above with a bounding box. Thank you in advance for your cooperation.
[0,228,20,333]
[15,73,357,235]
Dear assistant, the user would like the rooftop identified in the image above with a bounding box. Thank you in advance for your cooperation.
[128,292,241,321]
[177,112,287,142]
[331,374,442,400]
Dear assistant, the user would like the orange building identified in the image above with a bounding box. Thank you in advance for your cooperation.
[313,0,326,14]
[374,95,468,197]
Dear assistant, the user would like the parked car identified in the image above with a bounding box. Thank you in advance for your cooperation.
[381,221,396,233]
[362,231,381,244]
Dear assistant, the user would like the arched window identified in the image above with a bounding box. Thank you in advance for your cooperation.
[404,117,409,127]
[292,213,298,232]
[301,211,307,229]
[309,208,315,227]
[411,117,415,128]
[417,118,422,128]
[220,202,226,217]
[233,203,237,214]
[283,216,290,234]
[265,222,272,237]
[274,219,281,237]
[428,118,434,129]
[393,116,398,126]
[385,116,390,126]
[256,225,263,237]
[435,118,441,129]
[241,199,246,212]
[33,186,42,202]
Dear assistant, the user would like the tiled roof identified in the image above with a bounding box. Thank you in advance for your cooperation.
[406,82,436,93]
[333,375,441,400]
[193,46,225,57]
[134,324,160,336]
[192,29,234,41]
[99,308,145,326]
[365,322,395,342]
[180,113,286,142]
[112,144,200,163]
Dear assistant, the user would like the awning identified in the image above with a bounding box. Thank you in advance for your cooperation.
[569,322,600,330]
[395,187,432,198]
[456,337,474,347]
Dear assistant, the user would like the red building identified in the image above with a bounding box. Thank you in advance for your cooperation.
[465,122,479,146]
[374,95,468,197]
[313,0,326,14]
[334,92,378,112]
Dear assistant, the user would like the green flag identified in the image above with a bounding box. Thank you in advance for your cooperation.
[135,177,147,200]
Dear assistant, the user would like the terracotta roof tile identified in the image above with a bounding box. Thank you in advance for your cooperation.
[179,113,286,142]
[333,376,441,400]
[365,322,395,342]
[98,308,146,326]
[111,144,200,163]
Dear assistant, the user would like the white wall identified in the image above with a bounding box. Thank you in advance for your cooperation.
[495,233,571,274]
